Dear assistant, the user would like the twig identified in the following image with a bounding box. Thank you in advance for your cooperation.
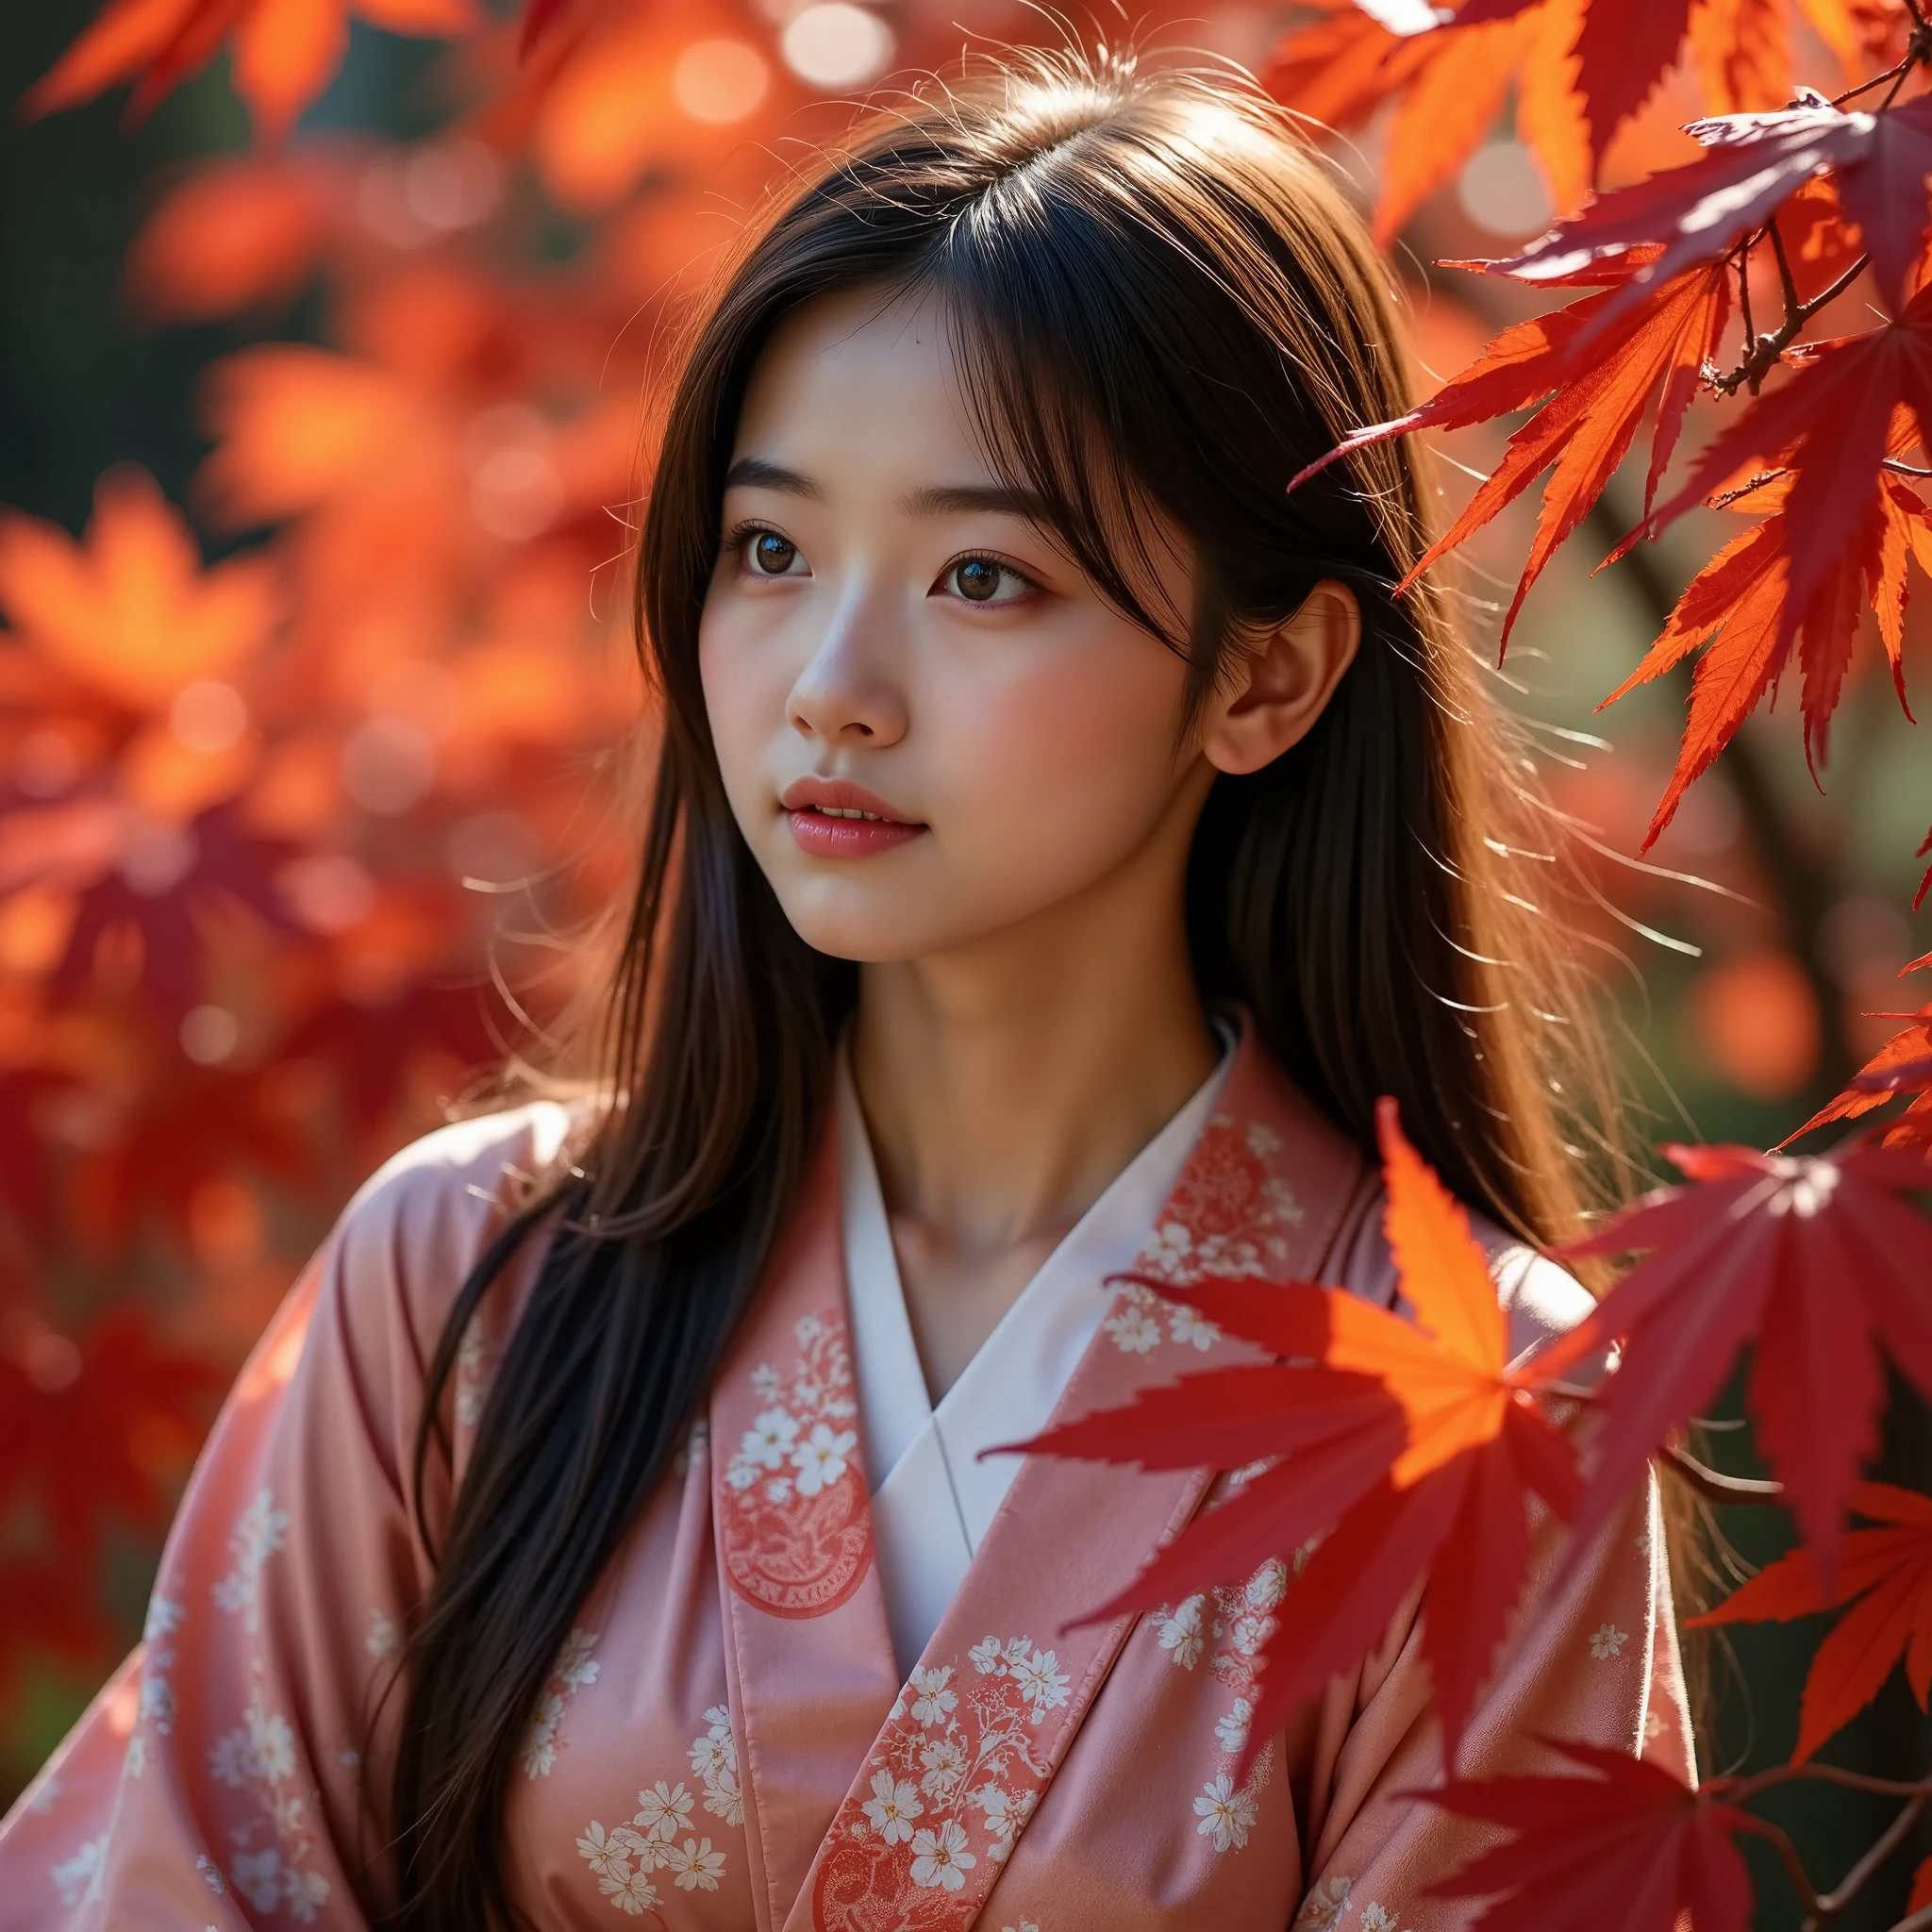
[1808,1794,1929,1926]
[1712,252,1871,397]
[1737,1814,1824,1917]
[1885,458,1932,478]
[1732,1763,1932,1803]
[1887,1906,1932,1932]
[1736,234,1757,358]
[1660,1442,1785,1506]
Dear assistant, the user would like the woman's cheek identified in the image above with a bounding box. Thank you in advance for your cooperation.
[929,646,1186,885]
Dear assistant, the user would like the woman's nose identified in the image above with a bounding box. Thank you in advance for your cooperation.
[785,589,909,746]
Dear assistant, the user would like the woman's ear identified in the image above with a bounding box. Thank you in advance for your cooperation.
[1199,579,1362,776]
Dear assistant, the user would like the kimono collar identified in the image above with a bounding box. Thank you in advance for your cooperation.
[708,1015,1374,1932]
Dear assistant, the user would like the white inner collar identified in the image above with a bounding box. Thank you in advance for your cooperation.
[837,1024,1235,1670]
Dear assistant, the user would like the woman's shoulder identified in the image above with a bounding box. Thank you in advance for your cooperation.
[316,1096,590,1361]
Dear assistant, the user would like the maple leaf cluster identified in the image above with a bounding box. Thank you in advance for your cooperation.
[5,0,1932,1912]
[1279,0,1932,887]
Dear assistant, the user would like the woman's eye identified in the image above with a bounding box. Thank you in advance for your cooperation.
[943,556,1025,604]
[749,530,800,575]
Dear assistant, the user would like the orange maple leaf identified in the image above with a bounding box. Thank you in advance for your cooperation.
[1004,1098,1580,1763]
[1266,0,1590,241]
[0,467,280,712]
[1688,1481,1932,1761]
[1602,470,1927,845]
[1291,259,1730,655]
[25,0,475,143]
[124,155,325,323]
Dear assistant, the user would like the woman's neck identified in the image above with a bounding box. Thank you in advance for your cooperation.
[848,845,1217,1397]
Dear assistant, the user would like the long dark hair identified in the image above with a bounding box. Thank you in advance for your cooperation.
[384,47,1619,1928]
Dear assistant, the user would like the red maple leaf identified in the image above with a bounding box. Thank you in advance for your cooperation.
[1687,1481,1932,1760]
[1290,259,1730,652]
[1451,0,1695,162]
[1595,485,1919,844]
[1635,290,1932,660]
[1005,1099,1580,1763]
[1415,1738,1756,1932]
[1786,962,1932,1150]
[25,0,475,143]
[1491,91,1932,327]
[0,1305,224,1574]
[1540,1140,1932,1581]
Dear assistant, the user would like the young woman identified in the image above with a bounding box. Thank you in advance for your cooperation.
[1,49,1690,1932]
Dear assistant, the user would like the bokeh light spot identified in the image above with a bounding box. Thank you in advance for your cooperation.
[780,4,893,88]
[675,39,771,125]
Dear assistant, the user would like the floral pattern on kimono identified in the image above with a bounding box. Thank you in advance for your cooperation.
[718,1314,872,1618]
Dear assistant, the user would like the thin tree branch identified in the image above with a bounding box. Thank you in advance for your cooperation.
[1733,1763,1932,1803]
[1809,1794,1929,1926]
[1736,1814,1824,1916]
[1712,252,1871,397]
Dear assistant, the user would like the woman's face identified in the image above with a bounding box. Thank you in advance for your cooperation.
[698,287,1213,965]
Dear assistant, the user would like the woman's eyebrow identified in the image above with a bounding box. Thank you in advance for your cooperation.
[723,457,822,498]
[898,482,1049,521]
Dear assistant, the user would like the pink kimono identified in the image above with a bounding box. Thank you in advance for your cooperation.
[0,1032,1691,1930]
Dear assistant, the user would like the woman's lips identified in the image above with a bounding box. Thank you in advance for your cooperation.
[780,776,925,858]
[785,806,925,858]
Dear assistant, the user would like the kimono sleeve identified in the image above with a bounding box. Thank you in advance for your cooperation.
[0,1104,570,1931]
[1283,1247,1697,1932]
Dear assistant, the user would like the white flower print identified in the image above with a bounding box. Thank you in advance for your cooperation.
[208,1694,295,1789]
[790,1422,858,1496]
[690,1729,733,1780]
[1245,1122,1283,1158]
[968,1635,1005,1674]
[195,1851,225,1894]
[1590,1622,1629,1660]
[919,1737,967,1796]
[862,1770,924,1844]
[908,1665,958,1727]
[230,1848,284,1913]
[634,1779,695,1843]
[1157,1597,1206,1670]
[795,1312,824,1343]
[144,1595,184,1642]
[50,1832,108,1907]
[974,1783,1035,1860]
[1360,1906,1406,1932]
[1216,1698,1253,1754]
[765,1477,794,1504]
[576,1823,642,1877]
[211,1489,290,1634]
[1003,1923,1041,1932]
[1104,1307,1161,1355]
[1145,1222,1192,1269]
[556,1628,601,1690]
[1244,1557,1289,1612]
[365,1609,398,1659]
[1008,1647,1071,1718]
[659,1837,726,1890]
[702,1762,744,1826]
[600,1865,660,1915]
[750,1361,781,1399]
[1168,1304,1221,1351]
[1229,1610,1275,1658]
[908,1819,975,1892]
[522,1629,599,1778]
[724,1459,758,1491]
[741,1407,799,1471]
[1194,1774,1258,1853]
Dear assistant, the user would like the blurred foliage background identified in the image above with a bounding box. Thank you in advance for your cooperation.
[1,0,1928,1918]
